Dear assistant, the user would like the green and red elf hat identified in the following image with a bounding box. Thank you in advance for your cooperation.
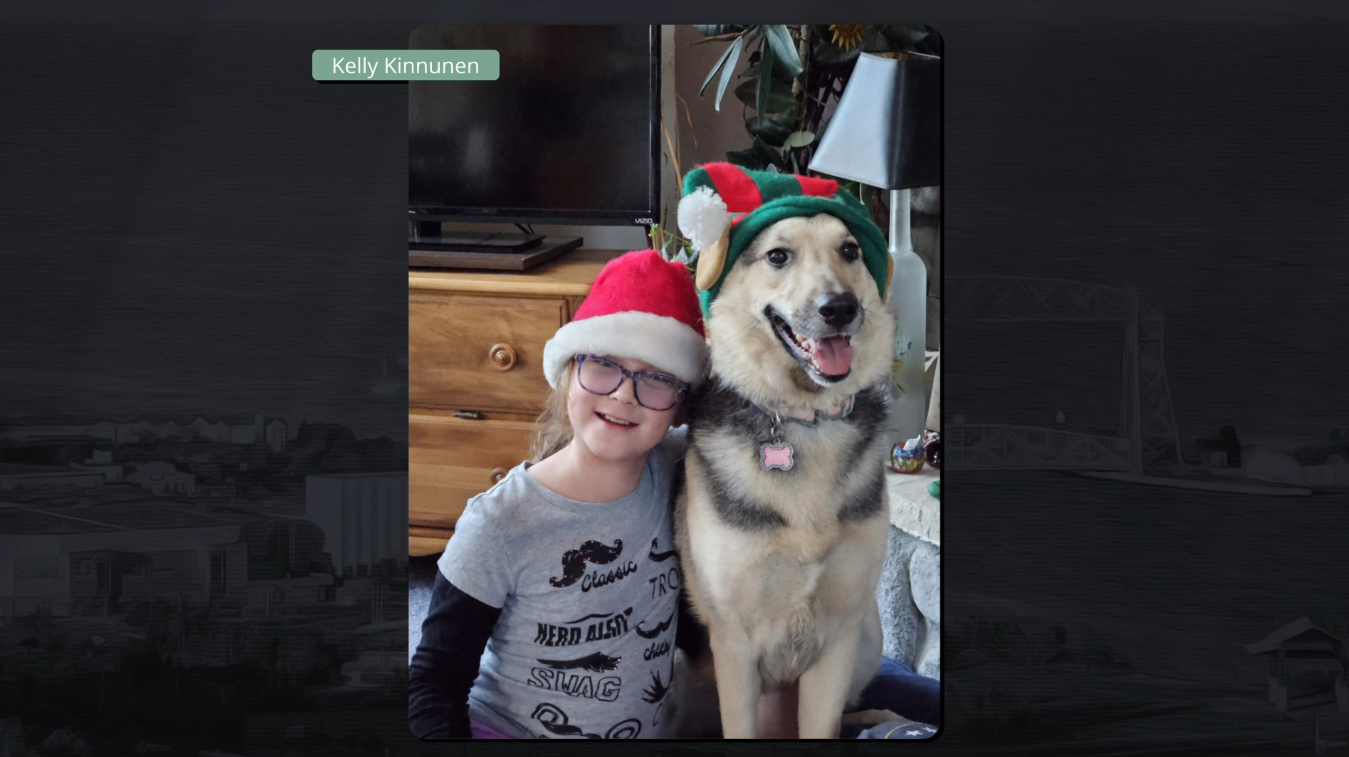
[677,162,891,314]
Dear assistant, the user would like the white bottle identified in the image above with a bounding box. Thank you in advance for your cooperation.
[884,188,928,451]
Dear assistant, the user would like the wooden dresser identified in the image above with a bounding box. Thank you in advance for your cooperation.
[408,249,624,557]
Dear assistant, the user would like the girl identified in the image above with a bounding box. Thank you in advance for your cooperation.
[409,249,708,739]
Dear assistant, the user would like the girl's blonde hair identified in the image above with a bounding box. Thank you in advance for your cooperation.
[531,360,575,462]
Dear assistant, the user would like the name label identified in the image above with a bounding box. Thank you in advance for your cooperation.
[311,50,500,81]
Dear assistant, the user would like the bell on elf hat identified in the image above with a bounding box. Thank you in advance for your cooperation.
[541,249,708,390]
[676,163,892,314]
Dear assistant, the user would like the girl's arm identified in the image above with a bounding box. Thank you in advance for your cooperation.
[408,572,502,738]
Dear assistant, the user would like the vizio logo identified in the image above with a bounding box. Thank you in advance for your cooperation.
[634,217,654,225]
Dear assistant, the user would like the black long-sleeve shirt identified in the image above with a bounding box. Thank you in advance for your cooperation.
[408,573,501,738]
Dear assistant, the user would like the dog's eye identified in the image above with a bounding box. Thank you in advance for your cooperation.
[766,248,790,267]
[840,242,860,262]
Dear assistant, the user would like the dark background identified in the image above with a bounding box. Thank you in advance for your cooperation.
[4,0,1349,754]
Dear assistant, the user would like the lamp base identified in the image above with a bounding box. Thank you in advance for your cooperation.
[886,188,927,450]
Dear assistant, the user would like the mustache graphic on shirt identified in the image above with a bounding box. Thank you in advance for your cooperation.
[535,651,623,673]
[648,538,677,562]
[564,611,614,624]
[634,610,674,639]
[531,703,641,739]
[549,538,624,588]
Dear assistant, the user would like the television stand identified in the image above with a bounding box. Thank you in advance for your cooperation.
[409,234,583,271]
[410,231,545,253]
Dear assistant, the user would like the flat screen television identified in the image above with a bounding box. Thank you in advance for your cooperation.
[409,25,661,228]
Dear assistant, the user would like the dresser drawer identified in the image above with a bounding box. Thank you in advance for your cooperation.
[410,528,453,557]
[409,291,569,416]
[409,414,535,530]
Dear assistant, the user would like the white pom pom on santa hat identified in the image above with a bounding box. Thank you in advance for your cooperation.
[677,185,731,252]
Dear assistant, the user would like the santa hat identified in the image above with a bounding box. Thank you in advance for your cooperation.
[677,163,891,314]
[542,249,708,389]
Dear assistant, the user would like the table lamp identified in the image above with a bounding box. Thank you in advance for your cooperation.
[809,51,940,448]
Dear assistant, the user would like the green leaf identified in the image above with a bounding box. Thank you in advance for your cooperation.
[695,24,746,37]
[883,24,930,50]
[745,115,794,147]
[763,25,804,77]
[713,35,745,112]
[751,137,787,170]
[699,35,740,98]
[783,130,815,148]
[861,27,896,54]
[693,31,747,44]
[726,148,767,171]
[733,77,798,115]
[727,138,784,172]
[756,39,774,127]
[811,34,864,66]
[732,76,755,107]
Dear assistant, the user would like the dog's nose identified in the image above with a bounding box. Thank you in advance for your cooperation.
[816,292,859,328]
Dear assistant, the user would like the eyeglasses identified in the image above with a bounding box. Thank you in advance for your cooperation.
[574,354,689,412]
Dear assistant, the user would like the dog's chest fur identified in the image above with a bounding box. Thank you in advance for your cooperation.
[679,381,889,684]
[687,380,888,534]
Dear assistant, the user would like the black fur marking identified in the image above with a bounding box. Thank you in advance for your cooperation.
[675,587,711,660]
[839,383,890,484]
[690,446,789,531]
[669,458,686,512]
[837,467,886,524]
[689,379,836,532]
[689,379,889,530]
[687,380,773,440]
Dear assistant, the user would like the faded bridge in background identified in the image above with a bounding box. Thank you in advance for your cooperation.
[946,276,1185,476]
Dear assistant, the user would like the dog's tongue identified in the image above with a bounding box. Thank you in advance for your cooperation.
[811,335,854,376]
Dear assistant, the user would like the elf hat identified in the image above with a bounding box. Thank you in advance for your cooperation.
[677,163,891,314]
[542,249,708,390]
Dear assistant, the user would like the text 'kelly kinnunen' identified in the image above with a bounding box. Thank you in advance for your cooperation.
[312,50,499,81]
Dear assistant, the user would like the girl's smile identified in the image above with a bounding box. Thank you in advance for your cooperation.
[567,355,677,466]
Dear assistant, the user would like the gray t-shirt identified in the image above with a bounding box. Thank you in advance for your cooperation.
[438,427,686,739]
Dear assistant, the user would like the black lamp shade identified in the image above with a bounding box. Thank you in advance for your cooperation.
[809,53,940,190]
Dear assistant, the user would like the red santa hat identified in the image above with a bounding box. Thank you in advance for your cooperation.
[542,249,708,390]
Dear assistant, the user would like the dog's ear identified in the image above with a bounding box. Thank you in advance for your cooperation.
[694,229,730,291]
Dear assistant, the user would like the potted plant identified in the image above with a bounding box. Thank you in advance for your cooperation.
[694,24,940,228]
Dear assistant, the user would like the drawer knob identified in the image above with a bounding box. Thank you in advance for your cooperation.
[489,343,518,371]
[490,467,508,484]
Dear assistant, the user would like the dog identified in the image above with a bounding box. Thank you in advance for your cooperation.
[674,212,894,738]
